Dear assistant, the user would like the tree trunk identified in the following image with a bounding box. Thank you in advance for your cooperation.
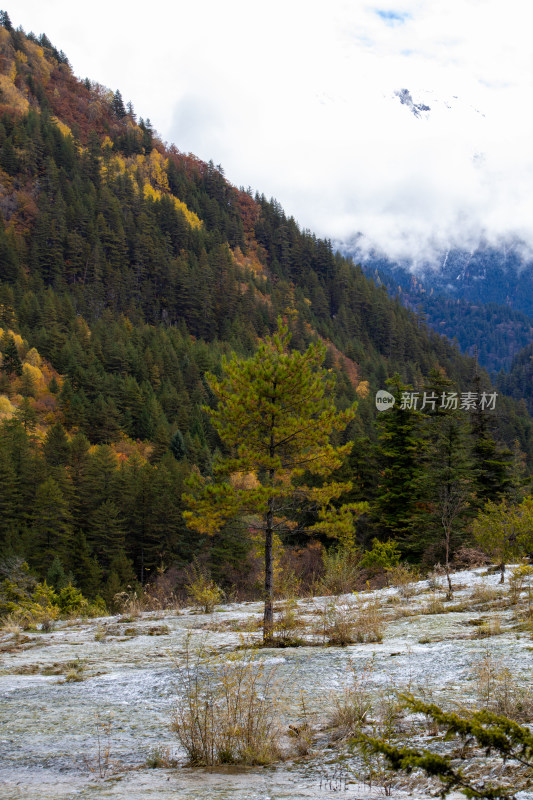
[263,494,274,645]
[445,525,453,600]
[264,419,276,646]
[500,561,505,584]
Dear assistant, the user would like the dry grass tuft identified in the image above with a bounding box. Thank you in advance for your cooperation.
[331,659,374,730]
[474,616,502,638]
[145,746,178,768]
[388,564,419,599]
[171,638,283,766]
[423,595,446,615]
[470,585,504,605]
[471,653,533,722]
[318,597,384,646]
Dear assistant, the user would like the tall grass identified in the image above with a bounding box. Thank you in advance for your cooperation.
[172,638,283,765]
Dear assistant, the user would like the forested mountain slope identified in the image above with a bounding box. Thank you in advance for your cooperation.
[353,251,533,373]
[0,14,531,603]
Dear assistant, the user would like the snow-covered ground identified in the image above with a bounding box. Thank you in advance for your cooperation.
[1,567,532,799]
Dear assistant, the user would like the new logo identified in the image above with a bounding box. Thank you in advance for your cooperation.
[375,390,395,412]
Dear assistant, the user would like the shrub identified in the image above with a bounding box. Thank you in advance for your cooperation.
[172,639,283,766]
[145,746,177,768]
[0,577,60,628]
[319,597,384,646]
[0,559,102,624]
[472,653,533,721]
[509,563,533,605]
[320,547,360,596]
[470,584,503,605]
[423,595,446,615]
[273,597,305,646]
[331,659,374,730]
[388,563,419,598]
[57,583,88,615]
[359,539,400,578]
[185,562,223,613]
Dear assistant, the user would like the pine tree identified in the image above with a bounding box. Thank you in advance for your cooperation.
[1,333,22,376]
[111,90,126,119]
[0,447,18,549]
[89,499,126,569]
[359,694,533,798]
[15,397,38,433]
[183,319,356,644]
[470,370,512,504]
[0,10,13,31]
[373,375,427,555]
[32,477,73,573]
[19,369,36,398]
[170,429,187,460]
[69,530,102,598]
[43,422,70,467]
[422,369,474,583]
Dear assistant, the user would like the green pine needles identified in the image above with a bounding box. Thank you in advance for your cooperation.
[357,694,533,798]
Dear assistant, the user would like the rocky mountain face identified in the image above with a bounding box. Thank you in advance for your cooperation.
[339,241,533,373]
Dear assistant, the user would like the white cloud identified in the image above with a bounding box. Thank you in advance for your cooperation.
[12,0,533,264]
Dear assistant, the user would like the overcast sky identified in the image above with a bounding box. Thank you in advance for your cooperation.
[11,1,533,264]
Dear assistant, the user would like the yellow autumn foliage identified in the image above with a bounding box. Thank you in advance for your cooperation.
[143,182,202,228]
[356,380,370,399]
[229,471,261,490]
[23,39,52,83]
[6,330,24,351]
[147,150,170,191]
[0,25,10,50]
[0,395,15,418]
[51,116,72,139]
[98,146,201,229]
[15,50,28,65]
[0,73,29,114]
[24,348,42,368]
[173,197,202,228]
[22,363,46,391]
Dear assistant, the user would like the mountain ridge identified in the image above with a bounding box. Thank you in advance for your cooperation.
[0,14,532,600]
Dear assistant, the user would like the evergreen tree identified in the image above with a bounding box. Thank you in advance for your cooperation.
[183,319,356,644]
[422,369,474,576]
[373,375,427,555]
[46,555,69,591]
[170,429,187,460]
[19,369,36,398]
[89,499,126,569]
[1,333,22,376]
[32,477,72,573]
[0,10,13,30]
[111,90,127,119]
[469,371,512,504]
[69,530,102,598]
[43,422,70,467]
[360,694,533,798]
[0,447,18,550]
[15,397,38,434]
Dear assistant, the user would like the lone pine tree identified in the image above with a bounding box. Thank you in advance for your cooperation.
[183,319,357,644]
